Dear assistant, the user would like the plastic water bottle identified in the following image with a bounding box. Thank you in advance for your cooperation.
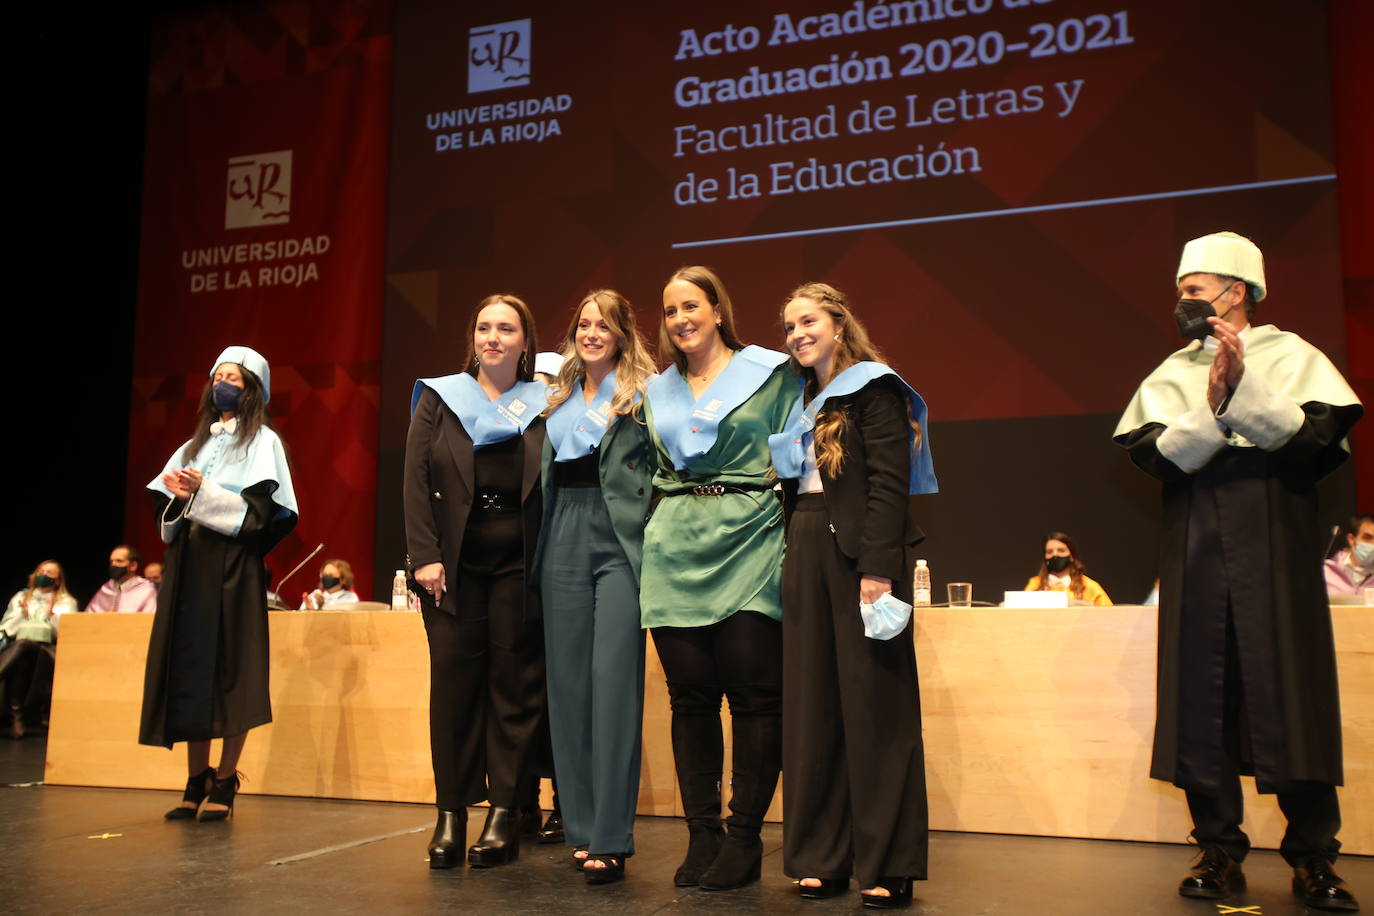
[392,570,409,610]
[913,559,932,607]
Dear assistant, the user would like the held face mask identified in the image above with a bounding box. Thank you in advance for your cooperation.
[859,591,913,641]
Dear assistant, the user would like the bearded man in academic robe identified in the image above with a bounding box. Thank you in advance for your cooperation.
[1115,231,1362,912]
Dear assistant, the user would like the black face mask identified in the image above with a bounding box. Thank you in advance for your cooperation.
[109,564,130,581]
[320,575,341,590]
[213,380,244,412]
[34,574,56,588]
[1045,556,1072,574]
[1173,287,1237,340]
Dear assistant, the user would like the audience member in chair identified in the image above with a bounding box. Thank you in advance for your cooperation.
[299,559,361,609]
[85,545,158,614]
[1325,514,1373,597]
[0,560,77,738]
[1023,532,1113,606]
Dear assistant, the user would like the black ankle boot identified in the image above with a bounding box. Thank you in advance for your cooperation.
[468,806,520,867]
[428,809,467,869]
[666,697,726,887]
[165,767,215,820]
[698,709,780,892]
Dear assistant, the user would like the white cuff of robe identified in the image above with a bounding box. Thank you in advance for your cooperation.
[186,478,248,537]
[1216,369,1305,450]
[1156,402,1228,473]
[159,498,189,544]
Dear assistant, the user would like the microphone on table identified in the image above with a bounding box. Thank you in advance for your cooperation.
[268,543,324,610]
[1323,525,1342,560]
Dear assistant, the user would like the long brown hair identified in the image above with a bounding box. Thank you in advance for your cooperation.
[544,289,657,420]
[782,282,920,476]
[23,560,73,610]
[1034,531,1089,599]
[183,363,276,464]
[463,294,539,381]
[321,559,354,590]
[659,266,747,373]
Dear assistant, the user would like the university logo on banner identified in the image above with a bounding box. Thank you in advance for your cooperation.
[225,150,292,230]
[468,19,531,93]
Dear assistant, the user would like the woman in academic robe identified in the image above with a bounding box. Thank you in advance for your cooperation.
[640,266,795,891]
[1024,532,1113,606]
[769,283,936,908]
[404,294,549,870]
[141,346,298,822]
[534,290,656,884]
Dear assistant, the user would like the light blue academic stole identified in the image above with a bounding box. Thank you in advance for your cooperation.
[412,373,548,448]
[546,372,624,461]
[648,345,789,471]
[768,361,938,494]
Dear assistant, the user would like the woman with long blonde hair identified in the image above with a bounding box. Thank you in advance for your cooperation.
[535,289,656,884]
[770,282,936,908]
[0,560,77,738]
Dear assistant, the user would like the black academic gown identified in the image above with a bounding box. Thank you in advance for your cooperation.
[1115,399,1361,792]
[139,482,296,748]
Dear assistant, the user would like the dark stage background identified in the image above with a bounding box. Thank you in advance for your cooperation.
[8,0,1370,609]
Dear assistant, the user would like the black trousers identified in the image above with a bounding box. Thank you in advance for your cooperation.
[781,495,928,887]
[0,639,56,718]
[650,609,782,719]
[421,510,546,810]
[1184,604,1341,867]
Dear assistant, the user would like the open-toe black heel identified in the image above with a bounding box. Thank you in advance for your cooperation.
[584,854,626,885]
[861,877,913,909]
[799,877,849,899]
[569,845,590,871]
[196,771,241,822]
[165,767,215,820]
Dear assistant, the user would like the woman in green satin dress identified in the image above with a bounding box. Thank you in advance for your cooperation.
[640,266,796,891]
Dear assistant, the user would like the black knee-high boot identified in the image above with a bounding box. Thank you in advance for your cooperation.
[699,709,782,891]
[668,684,725,887]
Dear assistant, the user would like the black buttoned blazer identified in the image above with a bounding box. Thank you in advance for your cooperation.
[403,385,546,618]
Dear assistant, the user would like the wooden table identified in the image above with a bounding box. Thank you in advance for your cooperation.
[45,606,1372,852]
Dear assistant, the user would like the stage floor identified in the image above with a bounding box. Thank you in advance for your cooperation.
[2,738,1369,915]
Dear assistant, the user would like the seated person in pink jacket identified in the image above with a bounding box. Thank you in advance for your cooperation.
[1325,514,1373,596]
[84,545,158,614]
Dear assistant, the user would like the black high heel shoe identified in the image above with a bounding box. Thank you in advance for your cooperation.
[427,809,467,869]
[165,767,215,820]
[196,771,241,823]
[467,806,520,867]
[861,877,913,909]
[584,854,626,886]
[798,877,849,899]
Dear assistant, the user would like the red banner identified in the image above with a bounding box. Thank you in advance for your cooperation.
[125,1,392,599]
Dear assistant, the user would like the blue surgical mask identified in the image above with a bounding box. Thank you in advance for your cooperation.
[1353,541,1374,568]
[213,380,244,412]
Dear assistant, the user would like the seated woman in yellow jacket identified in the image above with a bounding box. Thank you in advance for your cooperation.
[1024,532,1113,606]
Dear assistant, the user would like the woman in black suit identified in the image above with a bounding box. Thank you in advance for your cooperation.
[771,283,937,908]
[404,294,549,869]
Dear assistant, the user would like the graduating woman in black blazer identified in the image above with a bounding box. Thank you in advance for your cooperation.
[770,283,937,908]
[404,294,549,869]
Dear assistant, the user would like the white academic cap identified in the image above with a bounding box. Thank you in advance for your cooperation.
[1176,231,1267,302]
[534,351,564,377]
[211,345,272,402]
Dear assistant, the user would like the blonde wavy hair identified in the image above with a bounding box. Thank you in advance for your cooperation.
[544,290,656,420]
[782,282,921,477]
